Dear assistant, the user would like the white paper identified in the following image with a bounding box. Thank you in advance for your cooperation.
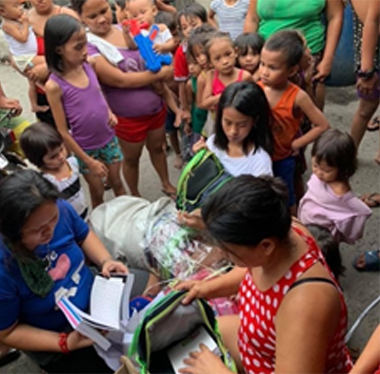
[167,326,219,374]
[90,276,125,330]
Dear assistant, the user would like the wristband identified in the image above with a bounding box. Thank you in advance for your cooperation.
[59,332,70,354]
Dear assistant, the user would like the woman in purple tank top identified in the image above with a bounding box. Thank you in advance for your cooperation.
[71,0,177,198]
[44,14,126,208]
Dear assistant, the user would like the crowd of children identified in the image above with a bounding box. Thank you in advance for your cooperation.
[0,0,379,372]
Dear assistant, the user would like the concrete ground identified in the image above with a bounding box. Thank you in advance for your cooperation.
[0,58,379,372]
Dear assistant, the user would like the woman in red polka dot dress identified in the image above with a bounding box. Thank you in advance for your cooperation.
[177,175,353,374]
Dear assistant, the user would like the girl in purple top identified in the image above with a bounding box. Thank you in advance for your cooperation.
[71,0,176,198]
[44,14,126,208]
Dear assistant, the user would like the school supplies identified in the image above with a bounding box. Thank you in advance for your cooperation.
[176,149,233,212]
[129,290,237,374]
[57,273,134,350]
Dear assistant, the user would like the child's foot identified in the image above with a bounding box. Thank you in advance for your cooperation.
[360,192,380,208]
[367,116,380,131]
[374,154,380,165]
[173,154,183,169]
[161,184,176,201]
[353,250,380,271]
[31,105,49,113]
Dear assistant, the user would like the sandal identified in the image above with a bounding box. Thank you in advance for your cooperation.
[360,192,380,208]
[0,349,20,368]
[353,250,380,272]
[367,116,380,132]
[161,189,176,201]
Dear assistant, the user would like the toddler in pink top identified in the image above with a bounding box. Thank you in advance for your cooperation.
[299,129,371,244]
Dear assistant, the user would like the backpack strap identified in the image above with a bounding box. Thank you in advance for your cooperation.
[288,277,336,293]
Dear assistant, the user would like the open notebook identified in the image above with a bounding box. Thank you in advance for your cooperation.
[57,274,134,350]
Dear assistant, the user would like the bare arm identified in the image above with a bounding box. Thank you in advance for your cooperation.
[350,324,380,374]
[177,266,246,303]
[275,279,341,372]
[0,323,93,352]
[45,79,108,178]
[243,0,259,32]
[200,70,220,110]
[291,90,330,150]
[360,0,380,71]
[2,17,30,43]
[155,0,177,14]
[314,0,344,81]
[196,73,206,107]
[92,54,172,88]
[208,9,219,29]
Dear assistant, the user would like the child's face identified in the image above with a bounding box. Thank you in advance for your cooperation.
[128,0,157,27]
[170,27,180,51]
[58,28,88,68]
[191,44,208,70]
[312,157,339,184]
[188,60,201,77]
[221,106,253,146]
[259,48,296,87]
[238,47,260,75]
[209,38,236,76]
[80,0,113,36]
[179,15,203,40]
[42,145,67,171]
[0,0,23,20]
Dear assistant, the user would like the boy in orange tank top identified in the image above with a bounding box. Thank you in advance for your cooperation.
[258,30,329,214]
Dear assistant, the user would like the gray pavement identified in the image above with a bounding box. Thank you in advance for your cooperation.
[0,61,379,373]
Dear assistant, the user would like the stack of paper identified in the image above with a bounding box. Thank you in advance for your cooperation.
[57,274,134,350]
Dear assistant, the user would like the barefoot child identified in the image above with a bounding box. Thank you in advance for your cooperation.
[20,122,88,219]
[0,0,47,114]
[258,30,329,213]
[44,14,125,208]
[201,32,252,111]
[234,32,264,82]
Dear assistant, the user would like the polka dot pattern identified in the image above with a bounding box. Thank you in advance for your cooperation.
[237,226,353,374]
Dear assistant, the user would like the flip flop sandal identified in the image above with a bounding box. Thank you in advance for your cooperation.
[353,250,380,272]
[161,189,176,201]
[0,349,20,368]
[367,116,380,132]
[361,192,380,208]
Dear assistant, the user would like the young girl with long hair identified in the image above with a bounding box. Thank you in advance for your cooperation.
[200,32,252,110]
[44,14,125,208]
[194,81,273,177]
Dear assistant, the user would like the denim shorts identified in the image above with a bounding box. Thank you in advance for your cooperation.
[77,136,123,174]
[273,156,296,207]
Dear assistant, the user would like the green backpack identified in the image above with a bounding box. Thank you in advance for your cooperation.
[129,290,237,374]
[176,149,233,212]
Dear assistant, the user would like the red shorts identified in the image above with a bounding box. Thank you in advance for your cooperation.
[115,105,167,143]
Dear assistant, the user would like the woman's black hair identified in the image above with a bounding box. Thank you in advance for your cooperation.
[264,29,304,68]
[213,81,273,156]
[44,14,82,73]
[20,122,63,168]
[188,24,216,59]
[202,175,291,247]
[234,32,264,59]
[311,129,357,181]
[0,170,59,245]
[177,2,207,30]
[306,224,344,280]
